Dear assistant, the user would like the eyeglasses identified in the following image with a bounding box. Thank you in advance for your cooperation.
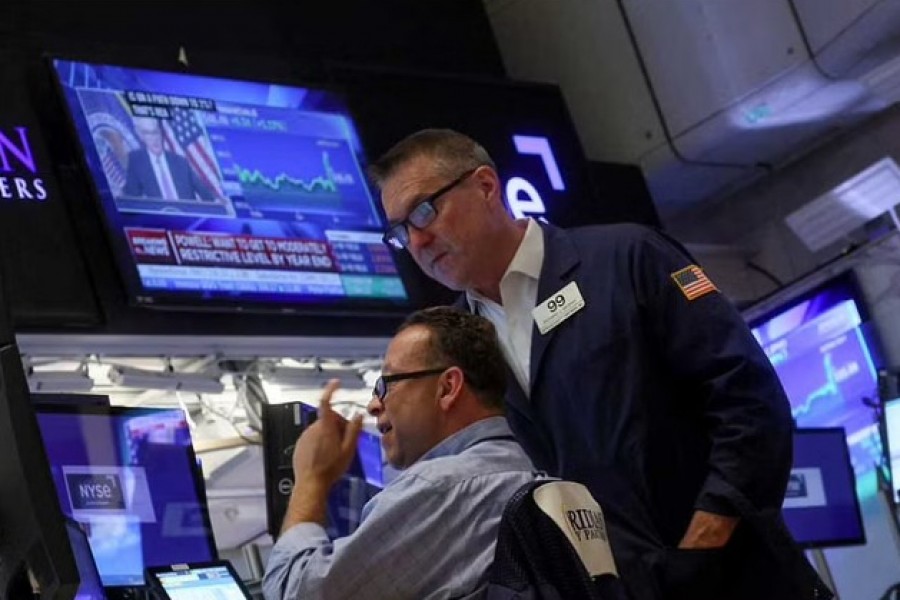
[382,168,478,250]
[372,367,449,403]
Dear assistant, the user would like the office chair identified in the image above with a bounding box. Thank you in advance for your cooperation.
[485,479,628,600]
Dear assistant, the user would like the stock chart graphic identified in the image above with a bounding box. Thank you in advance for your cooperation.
[213,126,376,227]
[753,295,882,481]
[53,58,408,308]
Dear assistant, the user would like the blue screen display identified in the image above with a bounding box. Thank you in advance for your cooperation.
[155,564,246,599]
[783,428,864,547]
[885,398,900,503]
[36,407,215,587]
[751,280,881,479]
[293,403,382,537]
[52,59,408,310]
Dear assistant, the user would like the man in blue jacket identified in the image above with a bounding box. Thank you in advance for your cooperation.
[369,129,831,600]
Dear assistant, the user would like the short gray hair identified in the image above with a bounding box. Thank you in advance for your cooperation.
[367,128,496,188]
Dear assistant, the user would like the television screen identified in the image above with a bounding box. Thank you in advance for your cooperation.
[783,428,865,548]
[51,58,409,313]
[35,405,216,587]
[750,273,881,479]
[885,397,900,504]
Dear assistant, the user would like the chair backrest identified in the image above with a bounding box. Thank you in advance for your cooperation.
[485,479,629,600]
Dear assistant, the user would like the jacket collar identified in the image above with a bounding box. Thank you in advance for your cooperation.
[530,222,581,386]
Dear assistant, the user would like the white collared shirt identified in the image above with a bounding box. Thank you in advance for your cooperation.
[467,218,545,396]
[150,152,178,200]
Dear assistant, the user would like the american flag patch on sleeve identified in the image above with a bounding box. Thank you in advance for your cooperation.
[671,265,718,301]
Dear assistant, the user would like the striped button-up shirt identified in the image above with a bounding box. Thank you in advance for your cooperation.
[263,417,537,600]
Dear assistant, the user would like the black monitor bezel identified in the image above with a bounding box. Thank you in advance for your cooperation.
[34,402,219,589]
[0,344,81,598]
[747,269,872,331]
[45,53,419,318]
[787,426,867,549]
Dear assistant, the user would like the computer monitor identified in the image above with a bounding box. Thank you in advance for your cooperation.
[262,400,382,538]
[749,271,882,480]
[146,560,251,600]
[34,405,217,588]
[0,290,80,596]
[884,397,900,504]
[50,57,410,315]
[782,427,866,548]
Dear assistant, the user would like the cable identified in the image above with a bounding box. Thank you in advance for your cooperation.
[196,394,261,447]
[220,359,267,433]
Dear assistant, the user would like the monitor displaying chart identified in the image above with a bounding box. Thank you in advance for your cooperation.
[51,58,408,313]
[751,273,881,480]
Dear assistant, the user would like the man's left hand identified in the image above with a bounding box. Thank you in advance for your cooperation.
[678,510,739,549]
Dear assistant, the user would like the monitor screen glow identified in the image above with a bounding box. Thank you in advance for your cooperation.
[35,406,216,587]
[51,58,408,313]
[152,563,248,600]
[750,275,881,479]
[783,428,865,548]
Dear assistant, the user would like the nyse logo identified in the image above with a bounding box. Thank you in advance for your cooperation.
[65,473,126,510]
[0,126,48,201]
[505,135,564,220]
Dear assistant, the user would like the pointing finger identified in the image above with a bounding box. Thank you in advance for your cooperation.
[318,378,341,419]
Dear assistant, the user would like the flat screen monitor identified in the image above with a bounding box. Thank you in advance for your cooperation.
[884,397,900,504]
[749,272,881,479]
[50,58,409,314]
[262,400,382,538]
[783,428,865,548]
[35,405,217,588]
[146,560,251,600]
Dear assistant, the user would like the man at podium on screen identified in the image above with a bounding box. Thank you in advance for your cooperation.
[122,116,216,202]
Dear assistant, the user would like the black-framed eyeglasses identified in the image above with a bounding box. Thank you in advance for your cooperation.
[382,168,478,250]
[372,367,449,403]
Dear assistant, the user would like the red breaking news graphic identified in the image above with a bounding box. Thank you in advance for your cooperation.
[126,229,336,271]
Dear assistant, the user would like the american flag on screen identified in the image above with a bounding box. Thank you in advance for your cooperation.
[671,265,718,301]
[161,108,224,198]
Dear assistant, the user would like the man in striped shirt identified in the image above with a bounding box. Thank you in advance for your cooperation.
[264,308,538,600]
